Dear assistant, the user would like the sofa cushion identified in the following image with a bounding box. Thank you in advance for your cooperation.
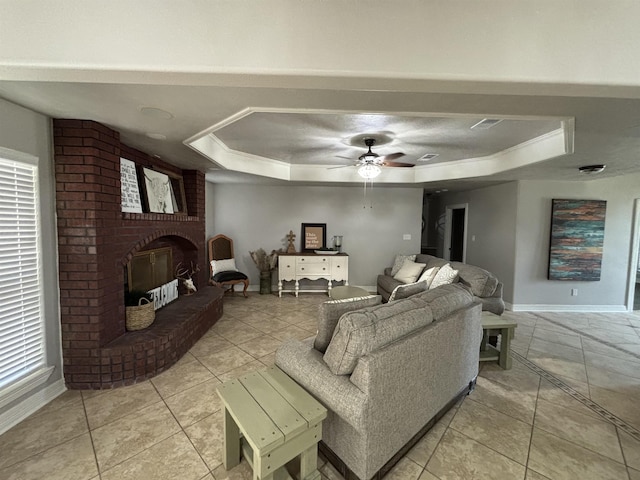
[393,260,426,284]
[450,261,499,297]
[411,283,475,321]
[314,295,382,353]
[390,254,416,276]
[388,280,429,302]
[377,274,402,295]
[417,266,440,287]
[323,299,433,375]
[430,263,459,289]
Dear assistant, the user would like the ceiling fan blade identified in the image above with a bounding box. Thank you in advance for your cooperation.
[327,164,354,170]
[382,161,415,168]
[382,152,406,162]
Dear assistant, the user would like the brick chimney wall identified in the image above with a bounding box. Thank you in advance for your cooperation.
[53,119,215,389]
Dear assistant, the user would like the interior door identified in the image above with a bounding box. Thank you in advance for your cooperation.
[450,208,466,262]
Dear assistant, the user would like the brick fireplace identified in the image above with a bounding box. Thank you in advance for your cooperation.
[54,119,222,389]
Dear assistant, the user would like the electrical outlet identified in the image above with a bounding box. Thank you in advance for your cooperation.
[571,288,578,296]
[403,234,411,240]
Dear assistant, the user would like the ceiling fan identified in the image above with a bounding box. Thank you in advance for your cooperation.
[337,137,414,179]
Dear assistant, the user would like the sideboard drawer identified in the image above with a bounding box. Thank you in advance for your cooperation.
[297,256,329,265]
[296,263,329,276]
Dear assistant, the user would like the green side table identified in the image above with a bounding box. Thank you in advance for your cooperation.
[479,311,517,370]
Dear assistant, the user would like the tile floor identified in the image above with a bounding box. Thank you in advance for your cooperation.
[1,293,640,480]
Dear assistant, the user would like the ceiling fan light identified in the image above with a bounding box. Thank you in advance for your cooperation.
[358,164,381,179]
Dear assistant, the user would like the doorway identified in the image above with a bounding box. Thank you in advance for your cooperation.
[443,203,468,262]
[630,199,640,311]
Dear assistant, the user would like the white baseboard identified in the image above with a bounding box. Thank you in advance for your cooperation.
[0,379,67,435]
[508,303,628,313]
[248,285,378,294]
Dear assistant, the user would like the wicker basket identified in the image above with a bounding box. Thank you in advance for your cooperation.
[125,297,156,331]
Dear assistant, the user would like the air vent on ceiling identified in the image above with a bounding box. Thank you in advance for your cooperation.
[419,153,439,161]
[470,118,503,130]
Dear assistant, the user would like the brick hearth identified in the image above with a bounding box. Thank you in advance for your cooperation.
[54,119,221,389]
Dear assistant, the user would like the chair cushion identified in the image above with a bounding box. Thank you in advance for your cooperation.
[211,258,238,275]
[212,271,247,283]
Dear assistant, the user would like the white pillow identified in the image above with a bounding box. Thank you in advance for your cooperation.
[390,254,417,276]
[388,280,429,302]
[417,266,440,288]
[211,258,238,275]
[429,263,459,289]
[393,260,426,284]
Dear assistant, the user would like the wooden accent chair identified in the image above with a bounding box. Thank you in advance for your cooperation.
[208,234,249,297]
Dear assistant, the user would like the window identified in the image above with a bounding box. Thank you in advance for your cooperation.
[0,155,46,393]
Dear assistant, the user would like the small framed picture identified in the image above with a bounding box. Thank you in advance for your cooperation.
[142,167,174,214]
[301,223,326,252]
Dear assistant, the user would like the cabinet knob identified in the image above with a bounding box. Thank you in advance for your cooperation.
[301,267,304,271]
[323,267,326,271]
[337,265,340,268]
[287,265,291,268]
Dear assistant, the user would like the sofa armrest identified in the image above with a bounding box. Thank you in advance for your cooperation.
[275,339,368,430]
[383,267,393,276]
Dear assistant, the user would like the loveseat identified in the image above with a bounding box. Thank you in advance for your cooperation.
[377,253,505,315]
[275,283,482,480]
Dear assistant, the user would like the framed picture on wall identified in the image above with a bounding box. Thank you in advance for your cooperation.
[141,167,174,214]
[301,223,326,252]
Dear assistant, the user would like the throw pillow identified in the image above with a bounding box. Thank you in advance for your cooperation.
[314,295,382,353]
[388,280,429,302]
[393,260,426,284]
[210,258,238,276]
[389,254,417,276]
[417,266,440,288]
[429,263,459,289]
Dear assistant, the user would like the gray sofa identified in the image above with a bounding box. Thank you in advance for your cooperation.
[377,253,505,315]
[275,283,483,480]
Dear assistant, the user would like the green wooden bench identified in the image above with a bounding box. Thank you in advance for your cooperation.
[217,366,327,480]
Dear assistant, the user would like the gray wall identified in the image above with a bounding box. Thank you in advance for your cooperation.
[206,183,423,289]
[514,177,640,310]
[434,183,518,303]
[435,177,640,311]
[0,98,63,425]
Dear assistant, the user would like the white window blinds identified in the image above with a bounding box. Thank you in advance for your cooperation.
[0,156,45,390]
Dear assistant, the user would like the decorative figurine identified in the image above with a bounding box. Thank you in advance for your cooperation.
[286,230,297,253]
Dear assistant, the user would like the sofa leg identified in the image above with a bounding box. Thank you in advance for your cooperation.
[467,377,477,395]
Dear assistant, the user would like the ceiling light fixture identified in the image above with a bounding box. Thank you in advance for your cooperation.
[578,164,606,174]
[146,133,167,140]
[139,107,174,119]
[358,164,381,179]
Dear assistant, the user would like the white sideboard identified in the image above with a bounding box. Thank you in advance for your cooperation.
[278,253,349,297]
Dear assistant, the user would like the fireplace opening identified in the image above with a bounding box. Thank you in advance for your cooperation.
[126,247,174,293]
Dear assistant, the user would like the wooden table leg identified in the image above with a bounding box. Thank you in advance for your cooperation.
[480,328,489,352]
[223,407,241,470]
[300,444,321,480]
[498,327,513,370]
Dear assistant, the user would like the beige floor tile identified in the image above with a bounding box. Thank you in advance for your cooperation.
[533,398,624,463]
[91,401,180,472]
[528,337,584,363]
[533,319,576,335]
[526,354,588,383]
[587,328,640,345]
[163,377,223,428]
[618,429,640,471]
[581,338,640,363]
[382,457,423,480]
[271,325,315,342]
[319,458,344,480]
[418,470,440,480]
[618,343,640,357]
[526,470,552,479]
[212,458,254,480]
[536,379,602,420]
[528,428,628,480]
[84,381,162,430]
[0,398,88,470]
[426,428,526,479]
[215,321,264,344]
[590,385,640,430]
[150,352,216,398]
[406,408,456,466]
[449,397,532,464]
[470,375,537,424]
[100,432,208,480]
[504,311,538,328]
[32,389,83,417]
[532,327,582,349]
[184,412,224,471]
[629,468,640,480]
[584,350,640,380]
[216,359,265,383]
[480,360,541,392]
[259,352,277,366]
[189,333,234,358]
[586,364,640,396]
[276,310,316,324]
[0,432,97,480]
[553,373,591,397]
[244,317,293,335]
[588,318,637,334]
[194,345,256,376]
[236,334,283,358]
